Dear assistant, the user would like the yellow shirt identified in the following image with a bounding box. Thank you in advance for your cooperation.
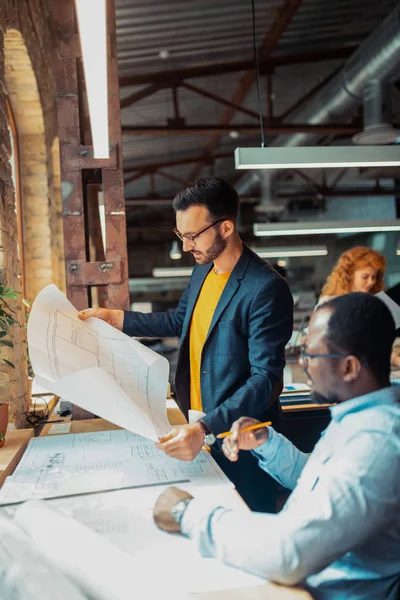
[189,268,231,411]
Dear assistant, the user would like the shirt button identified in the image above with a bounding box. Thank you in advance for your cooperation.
[202,370,209,374]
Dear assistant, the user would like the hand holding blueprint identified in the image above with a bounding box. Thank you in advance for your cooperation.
[28,284,171,441]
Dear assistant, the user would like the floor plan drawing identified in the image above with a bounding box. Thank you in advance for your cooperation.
[0,430,233,505]
[27,285,172,440]
[47,309,145,396]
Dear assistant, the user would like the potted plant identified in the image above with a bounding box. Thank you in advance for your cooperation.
[0,284,19,447]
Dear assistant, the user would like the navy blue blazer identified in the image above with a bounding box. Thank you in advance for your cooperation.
[123,245,293,436]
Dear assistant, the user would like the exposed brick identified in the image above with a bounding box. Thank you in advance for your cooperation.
[0,0,65,428]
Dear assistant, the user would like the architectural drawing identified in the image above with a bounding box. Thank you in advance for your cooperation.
[0,430,232,505]
[28,285,172,439]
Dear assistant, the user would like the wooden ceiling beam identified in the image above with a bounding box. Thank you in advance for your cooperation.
[118,46,356,87]
[121,123,360,136]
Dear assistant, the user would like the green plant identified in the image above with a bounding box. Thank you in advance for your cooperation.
[0,284,19,369]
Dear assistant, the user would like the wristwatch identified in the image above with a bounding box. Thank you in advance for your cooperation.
[197,420,216,446]
[171,497,193,525]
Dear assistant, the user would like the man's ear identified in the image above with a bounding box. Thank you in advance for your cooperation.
[342,355,362,383]
[221,219,235,238]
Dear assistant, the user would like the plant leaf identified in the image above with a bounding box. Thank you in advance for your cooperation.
[3,359,15,369]
[0,339,14,348]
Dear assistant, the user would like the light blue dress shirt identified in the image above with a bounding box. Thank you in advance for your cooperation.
[181,385,400,599]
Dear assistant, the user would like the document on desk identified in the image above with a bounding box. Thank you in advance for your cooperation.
[27,284,171,441]
[375,291,400,328]
[11,498,263,598]
[0,429,232,505]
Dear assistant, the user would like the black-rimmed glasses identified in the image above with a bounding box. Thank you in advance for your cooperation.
[173,218,225,244]
[300,345,368,367]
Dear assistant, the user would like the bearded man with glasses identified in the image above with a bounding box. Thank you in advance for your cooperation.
[78,177,293,513]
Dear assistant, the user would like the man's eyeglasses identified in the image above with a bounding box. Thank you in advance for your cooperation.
[300,345,368,367]
[173,218,225,244]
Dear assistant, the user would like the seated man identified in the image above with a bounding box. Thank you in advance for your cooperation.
[153,293,400,600]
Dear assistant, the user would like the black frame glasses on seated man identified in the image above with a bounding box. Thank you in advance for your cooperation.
[173,218,225,244]
[300,344,368,367]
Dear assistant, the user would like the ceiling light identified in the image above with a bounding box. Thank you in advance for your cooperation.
[254,220,400,237]
[159,49,170,60]
[169,240,182,260]
[252,245,328,257]
[235,146,400,170]
[152,267,193,278]
[229,131,240,140]
[75,0,109,158]
[277,260,287,267]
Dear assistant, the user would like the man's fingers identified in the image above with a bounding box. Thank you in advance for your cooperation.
[78,308,98,320]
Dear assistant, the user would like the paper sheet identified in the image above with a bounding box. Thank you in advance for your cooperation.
[375,291,400,329]
[14,500,175,600]
[0,514,88,600]
[0,429,233,505]
[28,284,171,441]
[14,498,263,597]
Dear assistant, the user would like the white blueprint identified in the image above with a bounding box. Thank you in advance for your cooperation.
[0,430,232,504]
[27,284,171,441]
[12,495,262,598]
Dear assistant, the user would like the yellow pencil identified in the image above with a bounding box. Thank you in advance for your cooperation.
[217,421,272,439]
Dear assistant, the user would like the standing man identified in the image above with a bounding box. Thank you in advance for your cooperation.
[79,177,293,512]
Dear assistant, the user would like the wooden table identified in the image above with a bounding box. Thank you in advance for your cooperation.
[0,428,33,486]
[194,582,312,600]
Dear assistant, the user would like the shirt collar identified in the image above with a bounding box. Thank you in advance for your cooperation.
[330,383,400,422]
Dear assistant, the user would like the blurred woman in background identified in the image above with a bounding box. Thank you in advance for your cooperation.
[318,246,385,305]
[318,246,400,367]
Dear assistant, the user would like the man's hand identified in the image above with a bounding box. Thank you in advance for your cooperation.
[391,350,400,368]
[153,487,193,533]
[156,423,205,461]
[222,417,269,462]
[77,307,124,331]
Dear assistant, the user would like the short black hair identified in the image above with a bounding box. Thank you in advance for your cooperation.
[172,177,239,221]
[317,292,395,384]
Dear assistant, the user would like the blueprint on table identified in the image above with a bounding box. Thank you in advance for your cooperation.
[27,284,171,441]
[0,429,233,505]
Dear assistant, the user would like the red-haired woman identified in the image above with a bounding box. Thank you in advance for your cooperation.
[319,246,385,305]
[318,246,400,367]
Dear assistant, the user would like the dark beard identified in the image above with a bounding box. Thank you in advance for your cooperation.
[192,230,227,264]
[310,390,340,405]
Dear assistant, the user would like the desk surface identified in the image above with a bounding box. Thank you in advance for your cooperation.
[0,428,33,486]
[193,582,312,600]
[39,414,311,600]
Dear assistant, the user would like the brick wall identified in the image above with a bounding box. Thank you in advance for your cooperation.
[0,0,65,427]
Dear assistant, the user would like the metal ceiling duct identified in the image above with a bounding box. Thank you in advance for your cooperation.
[238,5,400,194]
[352,79,400,144]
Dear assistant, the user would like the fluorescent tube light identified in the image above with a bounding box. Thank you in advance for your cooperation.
[152,267,194,278]
[235,146,400,170]
[252,246,328,258]
[254,220,400,237]
[75,0,109,158]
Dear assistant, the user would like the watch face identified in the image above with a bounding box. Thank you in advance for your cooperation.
[171,499,191,525]
[204,432,216,445]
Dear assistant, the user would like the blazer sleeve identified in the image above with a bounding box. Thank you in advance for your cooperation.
[122,284,190,338]
[202,276,293,434]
